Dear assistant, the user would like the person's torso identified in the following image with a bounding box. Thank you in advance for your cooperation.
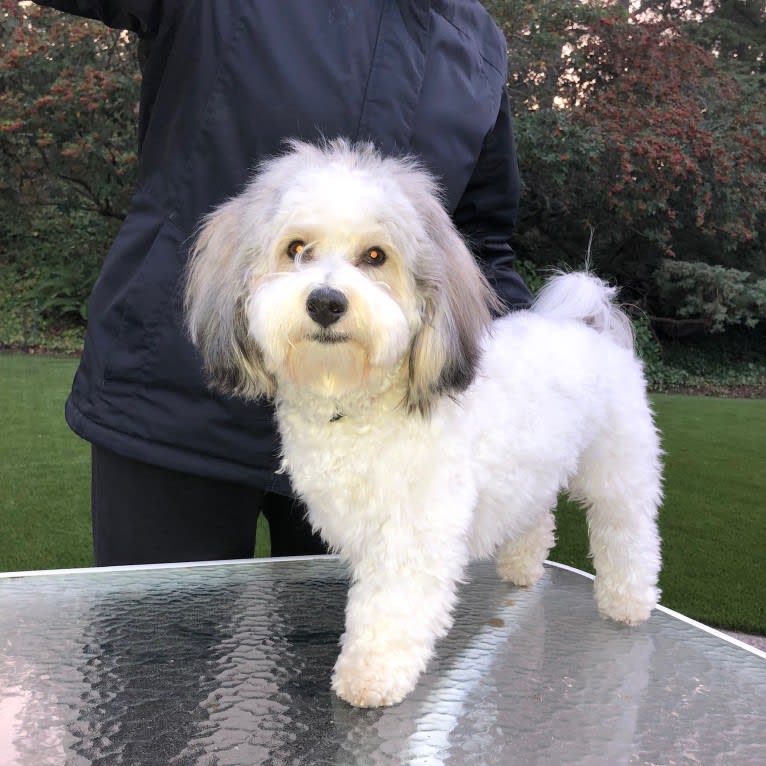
[72,0,508,483]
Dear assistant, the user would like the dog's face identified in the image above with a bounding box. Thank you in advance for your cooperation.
[243,152,426,401]
[185,140,498,414]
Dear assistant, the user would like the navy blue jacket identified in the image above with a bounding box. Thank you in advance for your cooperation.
[36,0,531,493]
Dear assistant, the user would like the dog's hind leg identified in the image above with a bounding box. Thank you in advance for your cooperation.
[569,412,662,625]
[495,508,555,587]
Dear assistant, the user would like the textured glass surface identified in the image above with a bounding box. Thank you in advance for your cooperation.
[1,558,765,765]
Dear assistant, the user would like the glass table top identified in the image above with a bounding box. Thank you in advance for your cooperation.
[1,557,764,765]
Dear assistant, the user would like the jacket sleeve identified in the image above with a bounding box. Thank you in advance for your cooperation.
[32,1,162,35]
[453,91,533,312]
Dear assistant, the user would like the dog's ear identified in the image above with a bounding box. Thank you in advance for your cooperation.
[184,201,276,400]
[405,192,499,417]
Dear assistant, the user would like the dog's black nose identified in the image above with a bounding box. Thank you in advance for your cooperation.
[306,287,348,328]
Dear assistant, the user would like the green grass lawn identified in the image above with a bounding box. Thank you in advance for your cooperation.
[1,354,764,634]
[0,353,270,571]
[1,354,93,570]
[552,393,766,634]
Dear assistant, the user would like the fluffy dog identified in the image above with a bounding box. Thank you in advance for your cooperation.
[185,140,662,708]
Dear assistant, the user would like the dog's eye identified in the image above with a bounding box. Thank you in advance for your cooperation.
[287,240,306,259]
[361,246,386,266]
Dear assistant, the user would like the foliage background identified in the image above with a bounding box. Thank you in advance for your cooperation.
[1,0,765,385]
[1,0,134,347]
[489,0,766,342]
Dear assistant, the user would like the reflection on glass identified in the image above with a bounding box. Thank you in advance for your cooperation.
[1,560,764,765]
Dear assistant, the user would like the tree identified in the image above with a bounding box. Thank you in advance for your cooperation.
[0,1,139,219]
[488,0,766,333]
[0,1,140,325]
[2,0,764,336]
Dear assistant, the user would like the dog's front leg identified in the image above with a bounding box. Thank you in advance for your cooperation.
[332,547,468,708]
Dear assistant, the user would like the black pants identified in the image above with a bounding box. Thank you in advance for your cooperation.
[91,446,327,566]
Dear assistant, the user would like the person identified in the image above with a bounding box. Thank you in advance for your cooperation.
[33,0,533,565]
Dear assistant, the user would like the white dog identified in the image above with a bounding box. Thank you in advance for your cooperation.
[185,140,662,708]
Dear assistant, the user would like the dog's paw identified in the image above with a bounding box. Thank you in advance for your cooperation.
[494,513,554,587]
[595,580,659,626]
[331,647,422,708]
[495,556,545,588]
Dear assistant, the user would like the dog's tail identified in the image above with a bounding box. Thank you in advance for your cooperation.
[532,272,634,350]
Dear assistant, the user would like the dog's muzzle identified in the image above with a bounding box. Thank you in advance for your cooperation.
[306,287,348,328]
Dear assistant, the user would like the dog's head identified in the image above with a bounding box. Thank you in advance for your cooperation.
[185,139,499,415]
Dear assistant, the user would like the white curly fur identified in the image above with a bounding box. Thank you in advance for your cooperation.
[185,140,663,708]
